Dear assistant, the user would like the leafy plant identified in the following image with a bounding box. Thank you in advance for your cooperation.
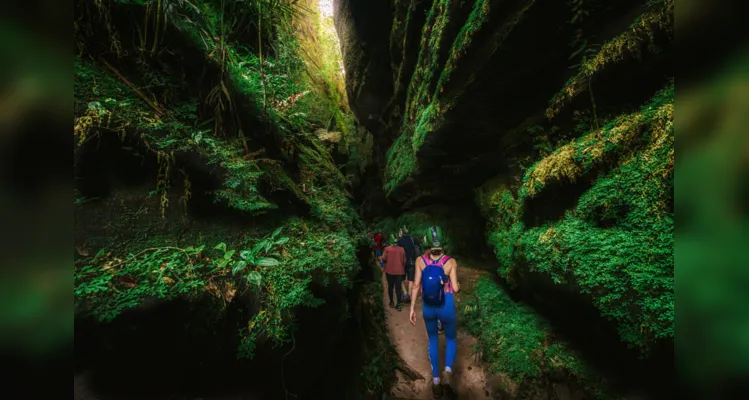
[230,227,286,277]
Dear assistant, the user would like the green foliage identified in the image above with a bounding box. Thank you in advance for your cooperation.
[547,0,674,119]
[383,0,452,194]
[75,245,218,323]
[339,126,374,187]
[384,0,536,195]
[523,83,673,199]
[483,187,524,281]
[480,84,674,353]
[74,0,368,363]
[358,267,398,394]
[384,134,419,195]
[436,0,491,94]
[462,278,617,399]
[295,5,350,132]
[236,218,361,355]
[74,59,279,215]
[75,210,365,358]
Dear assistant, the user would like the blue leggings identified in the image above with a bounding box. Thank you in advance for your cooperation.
[422,293,457,379]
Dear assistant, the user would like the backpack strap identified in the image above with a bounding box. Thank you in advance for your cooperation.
[422,255,450,267]
[435,255,450,267]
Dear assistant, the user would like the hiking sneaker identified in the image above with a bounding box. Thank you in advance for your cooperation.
[442,370,453,390]
[431,383,443,399]
[395,303,402,311]
[389,301,395,308]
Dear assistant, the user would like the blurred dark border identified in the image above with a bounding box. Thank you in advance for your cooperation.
[0,0,746,397]
[678,0,749,85]
[0,0,72,398]
[676,0,749,398]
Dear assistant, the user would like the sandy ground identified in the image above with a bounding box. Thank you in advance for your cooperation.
[381,261,496,400]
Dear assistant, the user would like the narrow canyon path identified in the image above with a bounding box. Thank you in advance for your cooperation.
[381,259,496,399]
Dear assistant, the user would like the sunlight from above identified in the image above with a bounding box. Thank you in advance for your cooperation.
[317,0,344,76]
[318,0,333,18]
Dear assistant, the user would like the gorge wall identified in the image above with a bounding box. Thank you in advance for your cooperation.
[334,0,674,398]
[74,1,391,398]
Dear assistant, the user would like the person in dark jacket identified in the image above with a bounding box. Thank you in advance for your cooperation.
[397,226,421,302]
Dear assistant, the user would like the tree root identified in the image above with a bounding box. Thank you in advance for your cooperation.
[393,351,424,381]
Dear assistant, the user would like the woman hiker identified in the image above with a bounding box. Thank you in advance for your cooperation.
[420,233,444,335]
[410,226,460,398]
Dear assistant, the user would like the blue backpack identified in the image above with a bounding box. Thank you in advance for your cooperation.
[421,255,450,306]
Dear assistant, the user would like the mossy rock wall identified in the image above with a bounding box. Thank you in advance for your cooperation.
[337,0,674,396]
[336,0,673,204]
[73,5,394,396]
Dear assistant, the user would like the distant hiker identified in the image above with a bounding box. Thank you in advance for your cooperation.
[381,236,407,311]
[397,226,421,303]
[373,232,384,266]
[367,231,375,260]
[410,226,460,398]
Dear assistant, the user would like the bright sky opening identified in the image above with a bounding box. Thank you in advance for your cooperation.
[318,0,333,18]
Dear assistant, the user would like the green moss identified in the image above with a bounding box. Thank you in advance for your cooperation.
[435,0,490,93]
[411,102,439,151]
[407,0,452,108]
[523,82,673,199]
[385,0,538,195]
[481,83,673,353]
[546,0,674,119]
[74,0,368,361]
[384,134,419,195]
[463,278,619,399]
[75,58,279,215]
[401,0,451,138]
[519,143,674,351]
[359,262,399,394]
[484,187,524,280]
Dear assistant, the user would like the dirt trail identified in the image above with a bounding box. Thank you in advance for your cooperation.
[381,261,496,399]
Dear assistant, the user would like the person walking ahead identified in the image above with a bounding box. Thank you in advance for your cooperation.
[397,226,421,302]
[373,232,384,266]
[410,226,460,398]
[381,237,406,311]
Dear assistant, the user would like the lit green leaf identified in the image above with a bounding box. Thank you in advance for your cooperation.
[247,271,262,286]
[232,260,248,275]
[255,257,279,267]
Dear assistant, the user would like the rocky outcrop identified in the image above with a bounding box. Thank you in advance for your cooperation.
[336,0,672,205]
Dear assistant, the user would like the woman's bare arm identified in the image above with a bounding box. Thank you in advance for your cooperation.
[447,258,460,293]
[410,257,424,311]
